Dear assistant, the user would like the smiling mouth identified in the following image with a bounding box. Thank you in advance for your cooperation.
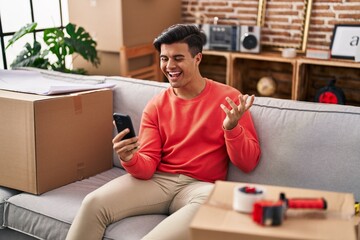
[168,71,182,78]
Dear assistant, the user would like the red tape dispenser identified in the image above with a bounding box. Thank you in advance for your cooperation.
[253,192,327,226]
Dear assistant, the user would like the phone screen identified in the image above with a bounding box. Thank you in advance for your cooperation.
[113,113,136,139]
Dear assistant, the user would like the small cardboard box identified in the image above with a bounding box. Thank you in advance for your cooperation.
[0,89,113,194]
[191,181,356,240]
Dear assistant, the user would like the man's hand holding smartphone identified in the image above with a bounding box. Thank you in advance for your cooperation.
[112,113,139,162]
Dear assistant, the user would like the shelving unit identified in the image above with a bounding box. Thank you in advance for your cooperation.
[231,52,297,100]
[201,50,360,107]
[296,57,360,107]
[201,50,231,86]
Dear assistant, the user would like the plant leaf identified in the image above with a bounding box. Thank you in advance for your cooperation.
[6,22,37,49]
[43,27,70,71]
[64,23,100,67]
[10,41,50,69]
[8,22,99,74]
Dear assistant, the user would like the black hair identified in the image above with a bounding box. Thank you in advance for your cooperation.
[153,24,206,57]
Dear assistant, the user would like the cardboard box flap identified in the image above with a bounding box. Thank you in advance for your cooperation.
[34,89,113,193]
[0,93,37,192]
[0,89,50,101]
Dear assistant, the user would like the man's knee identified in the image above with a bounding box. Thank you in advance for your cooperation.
[81,192,111,225]
[170,183,213,213]
[189,183,214,204]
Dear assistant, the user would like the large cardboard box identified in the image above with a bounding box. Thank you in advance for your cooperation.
[191,181,356,240]
[0,89,113,194]
[355,215,360,240]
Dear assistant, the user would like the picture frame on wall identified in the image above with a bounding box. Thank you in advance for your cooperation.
[330,24,360,59]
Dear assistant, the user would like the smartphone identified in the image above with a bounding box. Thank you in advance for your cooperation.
[113,113,136,139]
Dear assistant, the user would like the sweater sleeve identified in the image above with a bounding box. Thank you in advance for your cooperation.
[121,103,162,179]
[224,110,261,173]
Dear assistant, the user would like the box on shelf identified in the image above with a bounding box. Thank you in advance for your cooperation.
[0,89,113,195]
[191,181,356,240]
[306,48,331,60]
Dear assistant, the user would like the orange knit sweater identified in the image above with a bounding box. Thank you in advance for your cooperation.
[122,79,261,182]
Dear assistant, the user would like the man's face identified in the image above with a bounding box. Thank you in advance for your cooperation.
[159,42,201,88]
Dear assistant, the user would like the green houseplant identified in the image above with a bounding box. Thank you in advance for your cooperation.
[6,22,100,74]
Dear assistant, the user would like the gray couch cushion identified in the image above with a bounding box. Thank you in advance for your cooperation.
[106,77,169,132]
[0,187,20,228]
[228,97,360,200]
[104,215,167,240]
[0,228,36,240]
[106,77,169,167]
[4,167,167,240]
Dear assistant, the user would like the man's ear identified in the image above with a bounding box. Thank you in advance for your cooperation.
[195,52,202,65]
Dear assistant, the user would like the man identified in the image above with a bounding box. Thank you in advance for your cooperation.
[66,24,260,240]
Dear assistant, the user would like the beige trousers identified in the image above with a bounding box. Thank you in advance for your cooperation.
[65,172,214,240]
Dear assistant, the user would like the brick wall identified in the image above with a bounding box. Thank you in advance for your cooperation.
[182,0,360,51]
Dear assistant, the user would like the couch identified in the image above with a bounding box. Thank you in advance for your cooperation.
[1,68,360,240]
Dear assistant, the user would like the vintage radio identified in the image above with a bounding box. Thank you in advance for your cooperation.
[200,24,261,53]
[200,24,240,51]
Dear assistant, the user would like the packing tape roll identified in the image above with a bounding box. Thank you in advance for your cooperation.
[282,48,297,58]
[233,185,266,213]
